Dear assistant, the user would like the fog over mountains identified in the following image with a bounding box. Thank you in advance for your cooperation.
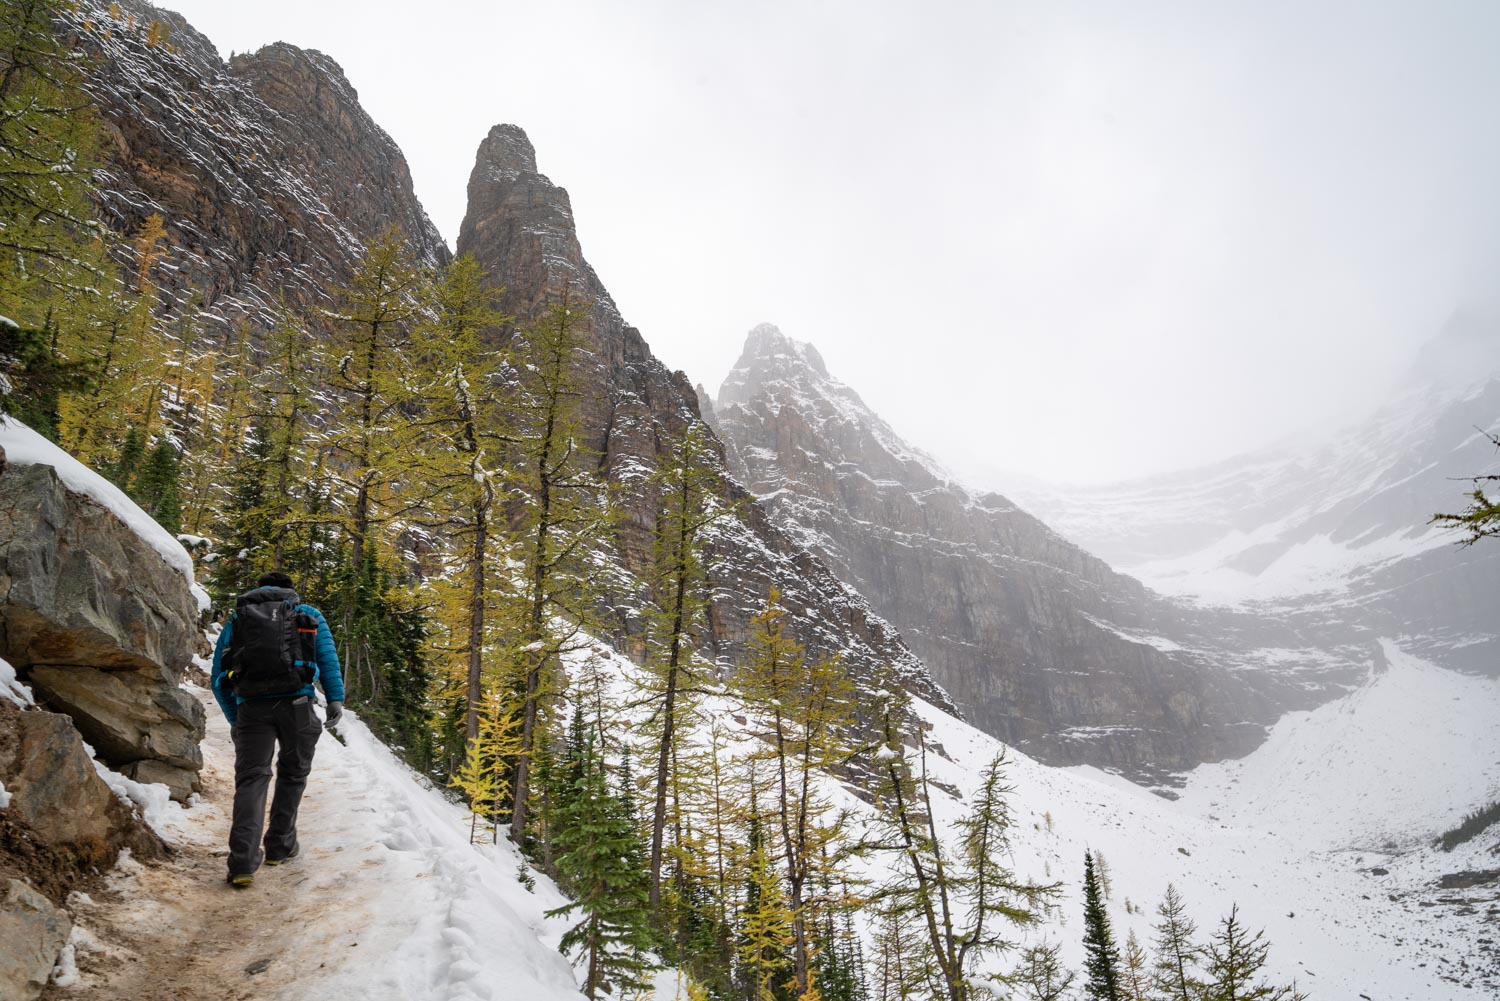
[703,316,1499,783]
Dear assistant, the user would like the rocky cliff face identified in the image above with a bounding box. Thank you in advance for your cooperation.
[63,0,447,325]
[455,127,951,707]
[707,325,1367,778]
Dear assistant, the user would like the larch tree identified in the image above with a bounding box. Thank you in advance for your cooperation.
[449,686,521,844]
[1201,906,1305,1001]
[736,788,796,1001]
[502,292,612,845]
[58,218,172,466]
[321,226,436,756]
[1008,941,1076,1001]
[324,224,429,571]
[257,310,328,568]
[642,420,730,911]
[1120,929,1150,1001]
[407,253,511,751]
[874,685,1056,1001]
[736,591,860,999]
[1433,428,1500,545]
[0,0,104,299]
[179,321,254,537]
[1150,883,1205,1001]
[871,903,942,1001]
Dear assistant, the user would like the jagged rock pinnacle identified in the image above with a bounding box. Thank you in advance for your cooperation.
[474,124,539,179]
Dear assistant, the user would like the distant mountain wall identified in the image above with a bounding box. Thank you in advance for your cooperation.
[704,325,1370,779]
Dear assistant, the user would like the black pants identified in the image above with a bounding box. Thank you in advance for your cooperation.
[228,696,321,875]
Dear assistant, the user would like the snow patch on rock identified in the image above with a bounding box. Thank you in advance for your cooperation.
[0,417,209,610]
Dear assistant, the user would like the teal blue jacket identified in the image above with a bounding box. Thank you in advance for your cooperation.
[210,590,344,725]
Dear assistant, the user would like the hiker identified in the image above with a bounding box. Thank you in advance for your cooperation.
[210,571,344,888]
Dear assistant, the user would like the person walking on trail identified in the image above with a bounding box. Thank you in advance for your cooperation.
[210,571,344,888]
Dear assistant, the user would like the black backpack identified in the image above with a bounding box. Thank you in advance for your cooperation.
[223,587,319,698]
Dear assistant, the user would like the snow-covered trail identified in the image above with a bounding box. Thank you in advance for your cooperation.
[51,692,587,1001]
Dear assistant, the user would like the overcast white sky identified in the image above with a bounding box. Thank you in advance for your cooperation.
[166,0,1500,485]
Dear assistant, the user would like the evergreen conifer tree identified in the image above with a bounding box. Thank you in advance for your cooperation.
[209,417,273,603]
[109,424,145,492]
[547,734,658,1000]
[135,438,182,533]
[1081,851,1123,1001]
[0,311,94,436]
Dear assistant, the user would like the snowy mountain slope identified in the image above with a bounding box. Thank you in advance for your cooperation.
[1010,316,1500,674]
[706,324,1368,779]
[896,640,1500,999]
[557,626,1499,999]
[1176,640,1500,852]
[632,631,1495,999]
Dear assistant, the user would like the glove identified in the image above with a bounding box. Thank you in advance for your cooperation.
[325,701,344,730]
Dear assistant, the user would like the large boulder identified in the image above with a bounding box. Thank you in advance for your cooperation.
[0,450,205,799]
[0,702,161,860]
[26,665,203,799]
[0,461,198,674]
[0,879,71,1001]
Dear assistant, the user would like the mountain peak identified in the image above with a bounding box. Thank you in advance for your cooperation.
[473,124,539,179]
[736,322,829,380]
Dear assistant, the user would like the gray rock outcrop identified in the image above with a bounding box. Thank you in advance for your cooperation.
[0,451,205,800]
[0,702,161,859]
[0,879,71,1001]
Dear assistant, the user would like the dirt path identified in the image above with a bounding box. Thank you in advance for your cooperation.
[41,700,375,1001]
[37,689,585,1001]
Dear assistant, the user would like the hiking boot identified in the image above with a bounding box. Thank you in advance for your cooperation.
[265,842,301,866]
[227,872,254,888]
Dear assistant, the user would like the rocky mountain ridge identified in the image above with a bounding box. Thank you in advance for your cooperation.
[454,127,950,706]
[706,324,1371,777]
[63,0,448,326]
